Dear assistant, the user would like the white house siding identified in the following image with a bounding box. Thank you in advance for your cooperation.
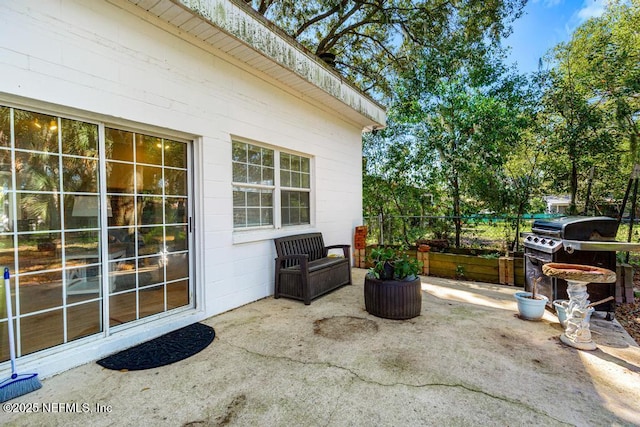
[0,0,380,377]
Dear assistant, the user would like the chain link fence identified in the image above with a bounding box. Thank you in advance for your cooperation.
[363,215,534,251]
[363,214,640,252]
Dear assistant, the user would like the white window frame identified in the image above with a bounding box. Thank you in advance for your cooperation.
[231,138,314,243]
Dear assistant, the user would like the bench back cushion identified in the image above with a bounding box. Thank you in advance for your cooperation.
[274,233,326,267]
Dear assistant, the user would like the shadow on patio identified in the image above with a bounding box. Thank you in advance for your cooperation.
[5,268,640,426]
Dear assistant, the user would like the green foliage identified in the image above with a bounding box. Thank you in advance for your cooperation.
[363,0,639,238]
[562,0,639,159]
[368,246,421,280]
[368,246,396,279]
[540,0,639,213]
[391,40,539,247]
[479,253,500,259]
[247,0,526,99]
[394,252,421,280]
[539,64,619,213]
[362,126,443,245]
[427,217,453,240]
[254,0,640,241]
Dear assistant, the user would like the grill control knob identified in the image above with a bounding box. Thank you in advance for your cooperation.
[540,238,546,244]
[548,240,555,246]
[534,237,539,243]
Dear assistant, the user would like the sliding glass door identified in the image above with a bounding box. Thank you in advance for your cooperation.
[0,105,192,361]
[105,128,190,326]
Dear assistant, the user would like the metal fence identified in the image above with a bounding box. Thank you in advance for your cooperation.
[363,214,640,252]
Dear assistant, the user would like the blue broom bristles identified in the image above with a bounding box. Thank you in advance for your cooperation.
[0,267,42,402]
[0,372,42,403]
[2,267,42,402]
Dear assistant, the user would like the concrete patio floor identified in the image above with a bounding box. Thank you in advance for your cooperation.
[3,268,640,426]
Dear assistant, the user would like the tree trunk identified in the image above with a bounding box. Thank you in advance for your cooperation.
[452,173,461,248]
[569,160,579,215]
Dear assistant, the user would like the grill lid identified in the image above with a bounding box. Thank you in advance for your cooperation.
[531,216,618,240]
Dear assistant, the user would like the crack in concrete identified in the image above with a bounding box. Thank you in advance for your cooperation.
[323,375,356,427]
[220,340,571,425]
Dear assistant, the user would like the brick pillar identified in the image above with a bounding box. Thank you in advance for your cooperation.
[616,264,635,303]
[417,251,429,276]
[355,249,367,268]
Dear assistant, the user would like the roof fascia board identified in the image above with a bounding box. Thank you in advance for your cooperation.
[173,0,386,128]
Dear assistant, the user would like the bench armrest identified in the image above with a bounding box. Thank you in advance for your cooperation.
[325,244,351,258]
[275,254,309,270]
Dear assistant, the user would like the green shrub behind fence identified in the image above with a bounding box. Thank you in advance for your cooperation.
[364,214,640,253]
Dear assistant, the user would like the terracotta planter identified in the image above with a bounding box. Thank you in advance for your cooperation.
[364,275,422,320]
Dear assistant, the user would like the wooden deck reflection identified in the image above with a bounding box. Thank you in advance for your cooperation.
[1,266,189,362]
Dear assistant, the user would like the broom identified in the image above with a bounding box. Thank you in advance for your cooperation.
[0,267,41,402]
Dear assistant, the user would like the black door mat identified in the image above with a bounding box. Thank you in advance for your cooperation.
[97,323,215,371]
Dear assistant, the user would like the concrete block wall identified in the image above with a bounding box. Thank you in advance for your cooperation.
[0,0,370,375]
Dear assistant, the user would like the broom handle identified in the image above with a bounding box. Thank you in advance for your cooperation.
[4,267,17,376]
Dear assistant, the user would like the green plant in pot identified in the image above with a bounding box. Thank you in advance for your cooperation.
[365,247,422,319]
[368,247,396,280]
[368,247,420,281]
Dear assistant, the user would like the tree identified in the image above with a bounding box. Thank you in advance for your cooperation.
[247,0,526,98]
[499,118,546,250]
[540,0,638,213]
[362,120,442,245]
[542,47,620,214]
[564,0,639,162]
[394,46,535,247]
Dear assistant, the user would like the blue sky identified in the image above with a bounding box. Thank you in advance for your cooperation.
[504,0,610,74]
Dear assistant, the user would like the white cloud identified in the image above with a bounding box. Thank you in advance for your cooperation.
[530,0,563,6]
[577,0,608,21]
[563,0,609,35]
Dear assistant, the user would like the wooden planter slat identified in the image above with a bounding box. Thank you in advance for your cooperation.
[514,258,525,286]
[429,261,499,274]
[425,252,500,283]
[430,261,498,273]
[429,253,500,266]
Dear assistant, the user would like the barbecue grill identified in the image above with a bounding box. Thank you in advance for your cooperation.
[523,216,640,318]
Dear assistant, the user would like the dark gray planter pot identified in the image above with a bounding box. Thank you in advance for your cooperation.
[364,275,422,320]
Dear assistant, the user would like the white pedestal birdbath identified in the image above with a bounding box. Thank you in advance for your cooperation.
[542,263,616,351]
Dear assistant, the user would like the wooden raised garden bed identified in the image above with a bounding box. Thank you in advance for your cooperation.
[357,246,524,286]
[427,252,499,283]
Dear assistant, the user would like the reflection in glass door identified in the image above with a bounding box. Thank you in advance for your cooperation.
[0,105,192,362]
[105,128,190,327]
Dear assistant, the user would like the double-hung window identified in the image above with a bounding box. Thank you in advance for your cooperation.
[279,152,311,226]
[232,140,311,230]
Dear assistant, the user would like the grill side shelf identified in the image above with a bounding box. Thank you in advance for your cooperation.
[562,240,640,252]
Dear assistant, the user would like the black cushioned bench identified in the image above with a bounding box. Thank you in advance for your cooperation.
[274,233,351,305]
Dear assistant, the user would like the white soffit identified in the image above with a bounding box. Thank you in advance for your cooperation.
[123,0,387,130]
